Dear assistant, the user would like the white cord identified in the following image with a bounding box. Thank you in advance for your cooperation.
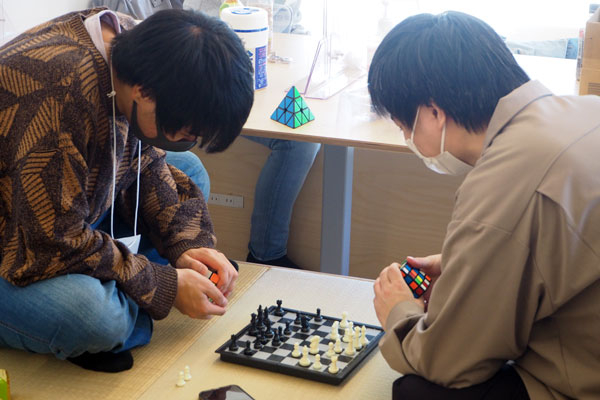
[108,63,141,240]
[108,69,117,240]
[134,141,140,236]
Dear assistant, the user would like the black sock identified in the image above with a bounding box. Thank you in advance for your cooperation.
[67,350,134,373]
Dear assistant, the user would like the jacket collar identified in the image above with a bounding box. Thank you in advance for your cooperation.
[482,80,553,151]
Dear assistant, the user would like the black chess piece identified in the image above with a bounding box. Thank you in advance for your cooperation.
[274,299,284,316]
[260,332,269,345]
[301,315,310,333]
[256,311,265,331]
[284,321,292,336]
[249,313,258,336]
[294,312,302,325]
[277,326,284,338]
[244,340,253,355]
[315,308,323,322]
[271,332,281,347]
[264,320,274,338]
[263,306,270,321]
[253,338,263,350]
[229,334,239,351]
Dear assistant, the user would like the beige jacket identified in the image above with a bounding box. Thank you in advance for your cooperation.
[380,80,600,399]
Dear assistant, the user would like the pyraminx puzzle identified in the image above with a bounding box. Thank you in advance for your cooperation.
[271,86,315,128]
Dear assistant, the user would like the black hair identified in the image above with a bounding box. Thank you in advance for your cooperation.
[111,9,254,152]
[368,11,530,133]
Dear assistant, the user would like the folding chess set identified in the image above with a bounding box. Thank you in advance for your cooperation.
[215,300,384,385]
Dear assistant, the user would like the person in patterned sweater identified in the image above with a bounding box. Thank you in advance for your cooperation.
[0,8,254,372]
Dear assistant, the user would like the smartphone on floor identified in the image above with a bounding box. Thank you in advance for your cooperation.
[199,384,255,400]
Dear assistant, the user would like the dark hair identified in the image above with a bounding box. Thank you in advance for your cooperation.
[368,11,529,133]
[111,9,254,152]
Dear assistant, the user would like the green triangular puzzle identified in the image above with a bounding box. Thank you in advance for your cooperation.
[270,86,315,128]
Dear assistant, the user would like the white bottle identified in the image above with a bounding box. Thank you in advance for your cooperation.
[221,7,269,90]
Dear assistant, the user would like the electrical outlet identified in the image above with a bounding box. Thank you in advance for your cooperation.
[208,193,244,208]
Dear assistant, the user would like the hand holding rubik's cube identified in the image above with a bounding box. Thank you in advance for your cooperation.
[399,260,432,299]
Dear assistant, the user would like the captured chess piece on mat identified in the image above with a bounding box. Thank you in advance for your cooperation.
[271,86,315,128]
[399,260,432,299]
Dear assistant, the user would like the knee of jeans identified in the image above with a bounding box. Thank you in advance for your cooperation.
[59,277,134,350]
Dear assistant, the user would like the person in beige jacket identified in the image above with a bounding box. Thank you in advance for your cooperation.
[368,11,600,400]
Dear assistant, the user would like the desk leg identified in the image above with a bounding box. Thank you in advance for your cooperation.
[320,144,354,276]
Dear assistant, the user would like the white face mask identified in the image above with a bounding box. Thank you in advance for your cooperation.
[405,107,473,176]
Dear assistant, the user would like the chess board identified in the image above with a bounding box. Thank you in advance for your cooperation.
[215,304,384,385]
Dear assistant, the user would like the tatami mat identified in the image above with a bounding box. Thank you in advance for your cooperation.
[0,263,266,400]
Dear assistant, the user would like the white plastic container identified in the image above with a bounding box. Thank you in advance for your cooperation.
[221,7,269,90]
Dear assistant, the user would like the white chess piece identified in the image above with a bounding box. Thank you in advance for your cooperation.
[292,342,301,357]
[184,365,192,381]
[334,338,343,354]
[344,331,355,356]
[176,371,186,387]
[328,355,339,374]
[299,345,311,367]
[360,325,369,346]
[348,321,354,333]
[326,342,335,357]
[330,321,339,341]
[342,327,351,343]
[340,311,348,328]
[354,326,362,350]
[309,336,320,355]
[312,354,323,370]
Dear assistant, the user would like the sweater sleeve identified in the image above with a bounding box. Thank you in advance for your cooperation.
[379,218,545,388]
[118,145,217,266]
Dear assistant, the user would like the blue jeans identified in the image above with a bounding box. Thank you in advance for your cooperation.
[0,151,207,359]
[244,136,320,260]
[0,274,152,358]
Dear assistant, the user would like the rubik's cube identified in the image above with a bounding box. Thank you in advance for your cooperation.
[400,261,431,299]
[270,86,315,128]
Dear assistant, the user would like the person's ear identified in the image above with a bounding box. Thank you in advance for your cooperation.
[429,101,446,131]
[131,85,155,104]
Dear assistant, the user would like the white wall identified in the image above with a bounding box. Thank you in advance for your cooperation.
[2,0,91,42]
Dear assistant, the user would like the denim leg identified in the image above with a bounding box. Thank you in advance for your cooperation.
[136,151,211,264]
[0,274,152,359]
[244,135,321,260]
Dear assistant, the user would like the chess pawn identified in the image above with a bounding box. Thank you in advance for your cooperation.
[176,371,186,387]
[243,340,253,355]
[360,325,369,346]
[340,311,348,328]
[328,355,339,374]
[299,345,311,367]
[312,354,323,370]
[326,342,335,357]
[292,342,301,357]
[334,338,343,354]
[184,365,192,381]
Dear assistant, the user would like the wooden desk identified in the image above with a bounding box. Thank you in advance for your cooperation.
[142,263,401,399]
[241,35,578,276]
[245,34,404,276]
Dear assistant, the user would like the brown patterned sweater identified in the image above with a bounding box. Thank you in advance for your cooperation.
[0,9,216,320]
